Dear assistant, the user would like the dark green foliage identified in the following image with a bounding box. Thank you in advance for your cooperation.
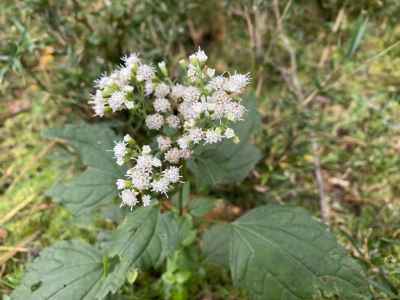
[204,205,370,300]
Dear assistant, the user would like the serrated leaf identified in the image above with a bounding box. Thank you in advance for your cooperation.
[228,205,370,300]
[188,197,215,217]
[202,223,231,268]
[43,123,124,218]
[187,94,261,188]
[10,240,123,300]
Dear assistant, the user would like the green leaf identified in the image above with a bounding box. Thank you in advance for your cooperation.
[203,205,370,300]
[202,223,231,268]
[187,94,261,188]
[188,197,215,217]
[43,123,125,218]
[10,240,123,300]
[347,16,369,58]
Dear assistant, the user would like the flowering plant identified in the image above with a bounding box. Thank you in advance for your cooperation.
[11,50,369,300]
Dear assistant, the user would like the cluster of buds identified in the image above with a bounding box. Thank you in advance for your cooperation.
[90,48,250,209]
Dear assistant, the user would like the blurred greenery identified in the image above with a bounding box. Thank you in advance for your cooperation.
[1,0,400,299]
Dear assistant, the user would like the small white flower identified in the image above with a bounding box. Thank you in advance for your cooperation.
[157,136,172,152]
[142,145,152,154]
[177,135,190,150]
[145,114,164,130]
[224,128,235,139]
[166,115,181,129]
[165,147,181,164]
[90,90,105,117]
[207,75,225,91]
[163,166,181,183]
[170,84,186,99]
[204,128,223,144]
[153,98,171,113]
[145,81,154,96]
[137,64,155,82]
[108,91,126,112]
[189,48,207,63]
[128,169,150,190]
[95,73,112,89]
[206,67,215,78]
[188,127,204,144]
[123,53,141,67]
[124,100,135,109]
[116,179,126,190]
[182,86,200,102]
[155,83,170,98]
[152,157,162,168]
[124,134,132,142]
[118,66,132,83]
[151,178,170,194]
[135,155,156,172]
[113,140,127,165]
[179,149,192,160]
[187,64,197,81]
[223,73,250,93]
[142,195,151,207]
[224,101,246,121]
[122,85,134,93]
[120,189,138,209]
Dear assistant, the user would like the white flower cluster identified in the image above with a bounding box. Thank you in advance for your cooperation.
[91,48,250,209]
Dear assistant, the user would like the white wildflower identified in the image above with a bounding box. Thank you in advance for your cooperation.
[204,128,223,144]
[157,136,172,152]
[120,189,138,209]
[135,154,156,172]
[137,64,155,82]
[124,134,132,142]
[223,73,250,93]
[122,85,134,93]
[108,91,125,112]
[153,98,171,113]
[207,75,225,91]
[145,81,154,96]
[145,113,164,130]
[123,53,141,67]
[128,169,150,190]
[142,195,151,207]
[206,67,215,78]
[90,90,105,117]
[170,84,186,99]
[113,140,127,165]
[95,73,112,89]
[224,128,235,139]
[155,83,170,98]
[189,48,207,63]
[151,178,170,194]
[142,145,152,154]
[224,101,246,121]
[182,86,200,102]
[188,127,204,144]
[166,115,181,129]
[177,135,191,150]
[116,179,126,190]
[163,166,181,183]
[165,147,181,164]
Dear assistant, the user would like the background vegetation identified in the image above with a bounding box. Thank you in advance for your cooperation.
[1,0,399,299]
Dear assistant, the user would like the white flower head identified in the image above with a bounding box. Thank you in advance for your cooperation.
[95,73,112,89]
[157,136,172,152]
[188,127,204,144]
[223,73,251,93]
[207,75,225,91]
[166,115,181,129]
[142,145,152,154]
[120,189,138,209]
[165,147,181,164]
[153,98,171,113]
[90,90,105,117]
[206,67,215,78]
[123,53,141,67]
[145,113,164,130]
[113,140,127,165]
[170,84,186,99]
[224,128,236,139]
[155,83,170,98]
[204,128,223,144]
[137,64,155,82]
[142,195,152,207]
[177,135,191,150]
[163,166,181,183]
[116,179,126,190]
[145,81,154,96]
[151,178,170,194]
[189,47,207,63]
[128,169,150,190]
[182,86,200,102]
[108,91,125,112]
